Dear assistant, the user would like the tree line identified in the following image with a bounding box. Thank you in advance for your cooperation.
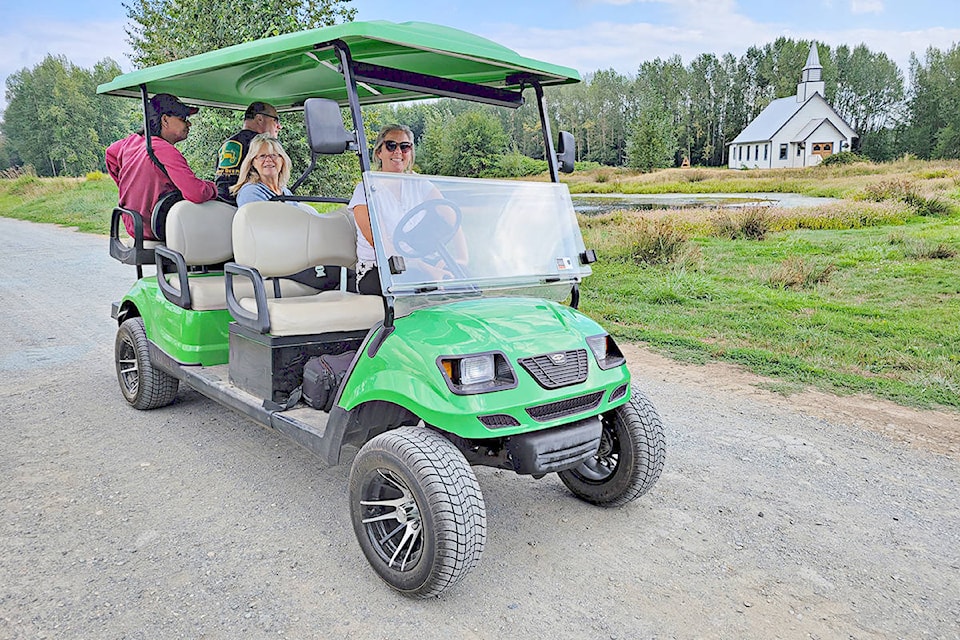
[2,0,959,180]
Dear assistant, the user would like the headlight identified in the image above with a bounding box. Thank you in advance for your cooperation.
[586,333,626,370]
[460,355,495,385]
[438,351,517,395]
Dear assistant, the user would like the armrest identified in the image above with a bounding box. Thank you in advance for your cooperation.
[109,207,156,268]
[225,262,271,333]
[155,245,192,309]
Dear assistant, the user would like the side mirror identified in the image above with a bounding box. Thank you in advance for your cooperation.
[557,131,575,174]
[303,97,356,155]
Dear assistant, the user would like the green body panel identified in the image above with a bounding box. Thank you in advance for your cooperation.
[121,278,232,366]
[340,297,631,440]
[96,21,580,110]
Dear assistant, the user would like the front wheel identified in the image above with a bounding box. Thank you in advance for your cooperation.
[349,426,486,598]
[558,385,665,507]
[115,317,179,410]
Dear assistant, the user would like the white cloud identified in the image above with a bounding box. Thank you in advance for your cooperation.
[490,19,960,79]
[851,0,884,15]
[1,20,132,111]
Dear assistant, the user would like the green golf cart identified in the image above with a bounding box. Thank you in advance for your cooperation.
[98,20,665,598]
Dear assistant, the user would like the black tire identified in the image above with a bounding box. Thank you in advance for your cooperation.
[115,317,179,410]
[558,385,665,507]
[349,426,486,598]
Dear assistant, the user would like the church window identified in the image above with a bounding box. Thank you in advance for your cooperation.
[779,144,787,160]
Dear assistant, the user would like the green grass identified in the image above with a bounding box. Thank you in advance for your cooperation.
[581,217,960,409]
[0,175,117,234]
[4,163,960,411]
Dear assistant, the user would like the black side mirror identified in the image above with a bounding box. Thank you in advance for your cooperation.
[557,131,575,174]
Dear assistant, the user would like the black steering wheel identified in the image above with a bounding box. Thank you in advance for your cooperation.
[393,199,466,279]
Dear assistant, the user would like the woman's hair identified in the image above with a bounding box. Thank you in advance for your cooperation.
[229,134,292,195]
[372,124,415,171]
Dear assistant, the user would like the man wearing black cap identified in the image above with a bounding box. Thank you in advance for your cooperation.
[214,101,282,205]
[105,93,217,241]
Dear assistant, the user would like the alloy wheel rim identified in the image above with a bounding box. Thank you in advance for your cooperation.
[359,468,423,571]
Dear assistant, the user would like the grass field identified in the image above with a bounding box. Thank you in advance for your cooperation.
[3,159,960,410]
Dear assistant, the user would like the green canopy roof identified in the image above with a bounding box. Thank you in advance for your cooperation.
[96,20,580,110]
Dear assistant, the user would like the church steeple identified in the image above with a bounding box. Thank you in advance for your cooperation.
[797,43,825,102]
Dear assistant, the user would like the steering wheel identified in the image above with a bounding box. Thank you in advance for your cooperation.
[393,199,466,280]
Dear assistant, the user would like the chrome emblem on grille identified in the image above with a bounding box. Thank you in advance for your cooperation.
[548,352,567,365]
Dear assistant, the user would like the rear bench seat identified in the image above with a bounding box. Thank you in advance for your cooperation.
[157,200,320,311]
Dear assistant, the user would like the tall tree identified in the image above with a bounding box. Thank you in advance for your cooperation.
[626,104,677,172]
[123,0,356,67]
[2,55,120,176]
[904,44,960,159]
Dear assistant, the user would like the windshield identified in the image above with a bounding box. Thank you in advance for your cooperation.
[363,172,590,309]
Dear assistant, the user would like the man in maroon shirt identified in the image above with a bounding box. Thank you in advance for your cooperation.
[105,93,217,240]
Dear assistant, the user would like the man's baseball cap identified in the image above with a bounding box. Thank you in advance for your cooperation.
[149,93,199,119]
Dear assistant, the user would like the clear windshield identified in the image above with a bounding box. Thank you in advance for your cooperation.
[363,172,590,309]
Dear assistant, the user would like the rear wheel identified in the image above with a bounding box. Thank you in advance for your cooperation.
[115,317,179,410]
[558,385,665,507]
[349,426,486,598]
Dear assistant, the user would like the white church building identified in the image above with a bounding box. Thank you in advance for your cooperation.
[727,44,857,169]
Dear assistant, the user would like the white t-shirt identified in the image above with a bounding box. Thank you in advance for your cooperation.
[348,177,437,265]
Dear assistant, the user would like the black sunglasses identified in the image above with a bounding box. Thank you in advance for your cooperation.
[259,112,280,123]
[383,140,413,152]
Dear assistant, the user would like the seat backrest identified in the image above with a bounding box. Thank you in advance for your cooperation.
[232,202,358,277]
[165,200,238,266]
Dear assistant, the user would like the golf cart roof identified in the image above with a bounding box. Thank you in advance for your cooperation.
[96,20,581,110]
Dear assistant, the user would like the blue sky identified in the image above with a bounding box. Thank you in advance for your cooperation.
[2,0,959,111]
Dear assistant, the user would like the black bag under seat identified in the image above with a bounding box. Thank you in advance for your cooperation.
[302,350,357,412]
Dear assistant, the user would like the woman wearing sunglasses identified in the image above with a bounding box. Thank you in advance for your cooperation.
[349,124,464,295]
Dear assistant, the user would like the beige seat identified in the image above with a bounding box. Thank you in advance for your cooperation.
[158,200,318,311]
[227,202,383,336]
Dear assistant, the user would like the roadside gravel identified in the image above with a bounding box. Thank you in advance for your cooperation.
[1,218,958,639]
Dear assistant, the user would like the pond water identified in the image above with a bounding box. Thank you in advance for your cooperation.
[571,192,838,215]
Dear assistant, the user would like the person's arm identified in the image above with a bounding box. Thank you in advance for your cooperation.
[155,142,217,203]
[104,139,122,185]
[348,183,375,246]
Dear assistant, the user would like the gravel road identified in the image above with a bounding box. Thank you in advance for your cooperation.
[1,217,958,639]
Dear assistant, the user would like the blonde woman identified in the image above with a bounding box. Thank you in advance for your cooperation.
[230,134,294,207]
[232,133,348,290]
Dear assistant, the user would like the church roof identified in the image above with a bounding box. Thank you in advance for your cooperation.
[729,96,802,143]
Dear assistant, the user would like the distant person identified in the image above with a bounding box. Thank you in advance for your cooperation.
[232,134,350,291]
[215,101,282,204]
[105,93,217,241]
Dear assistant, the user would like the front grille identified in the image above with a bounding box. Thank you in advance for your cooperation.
[478,414,521,429]
[526,391,603,422]
[518,349,588,389]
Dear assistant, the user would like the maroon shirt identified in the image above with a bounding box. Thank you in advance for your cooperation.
[105,133,217,240]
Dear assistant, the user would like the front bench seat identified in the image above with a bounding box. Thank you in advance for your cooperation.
[225,202,383,336]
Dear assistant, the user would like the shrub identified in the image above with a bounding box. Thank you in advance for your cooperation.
[629,218,688,266]
[0,165,36,180]
[484,152,547,178]
[904,239,957,260]
[85,171,108,181]
[767,257,835,289]
[713,207,772,240]
[820,151,866,166]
